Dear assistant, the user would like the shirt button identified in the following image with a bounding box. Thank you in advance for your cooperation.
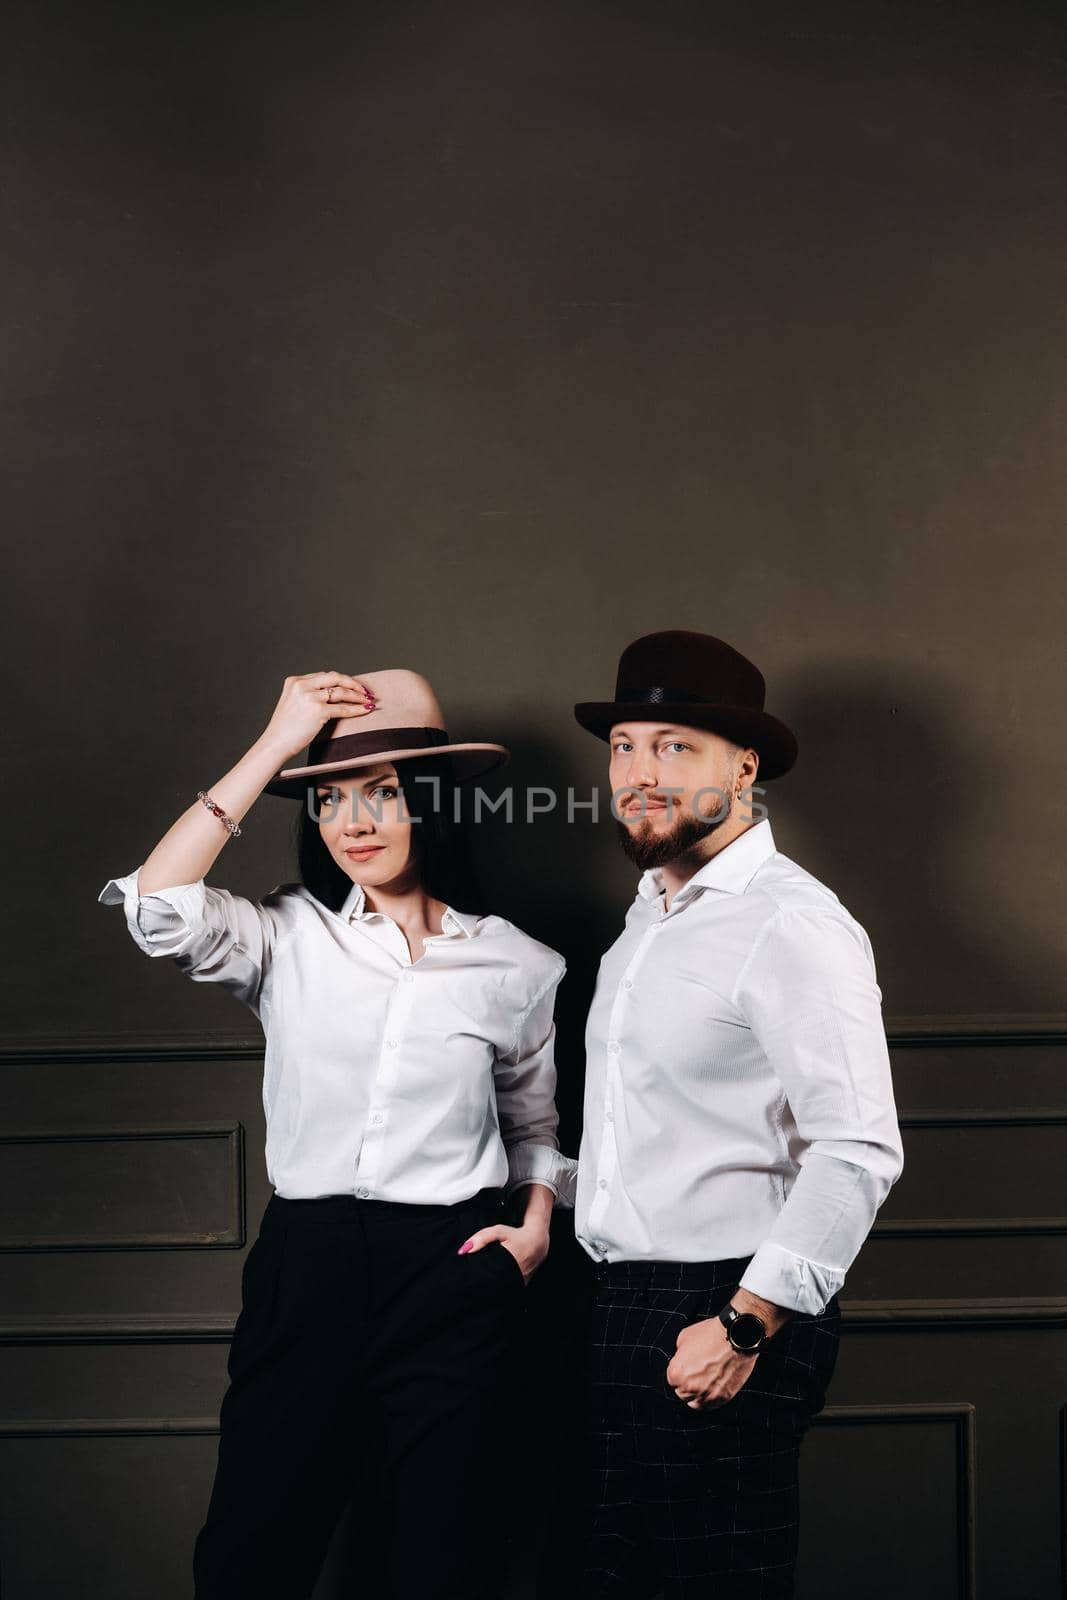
[387,1039,398,1049]
[607,1040,620,1054]
[402,971,414,982]
[598,1178,608,1190]
[371,1112,383,1124]
[357,1187,370,1198]
[622,979,633,990]
[605,1107,614,1122]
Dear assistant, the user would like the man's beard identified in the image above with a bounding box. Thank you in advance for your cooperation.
[614,790,733,870]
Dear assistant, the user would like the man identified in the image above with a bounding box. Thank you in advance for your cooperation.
[572,629,904,1598]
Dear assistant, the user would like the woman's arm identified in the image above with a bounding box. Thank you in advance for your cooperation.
[509,1181,555,1233]
[459,956,579,1282]
[493,958,579,1206]
[136,670,373,895]
[98,671,376,1014]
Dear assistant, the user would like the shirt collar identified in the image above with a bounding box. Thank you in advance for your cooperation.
[339,879,478,938]
[636,818,777,906]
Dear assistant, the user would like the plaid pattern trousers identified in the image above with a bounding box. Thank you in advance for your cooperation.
[581,1256,841,1599]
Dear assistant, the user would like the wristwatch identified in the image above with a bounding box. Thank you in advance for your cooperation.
[718,1302,768,1355]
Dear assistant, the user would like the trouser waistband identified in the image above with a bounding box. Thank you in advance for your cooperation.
[264,1185,506,1225]
[593,1256,754,1290]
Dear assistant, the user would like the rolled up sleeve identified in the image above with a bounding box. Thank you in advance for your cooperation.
[733,905,904,1315]
[493,958,579,1209]
[97,866,276,1019]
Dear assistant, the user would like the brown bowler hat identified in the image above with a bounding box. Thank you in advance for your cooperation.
[574,630,798,781]
[263,669,510,798]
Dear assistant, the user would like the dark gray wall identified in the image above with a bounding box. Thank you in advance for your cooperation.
[3,3,1066,1596]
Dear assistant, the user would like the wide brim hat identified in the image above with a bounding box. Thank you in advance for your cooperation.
[263,669,510,798]
[574,630,798,782]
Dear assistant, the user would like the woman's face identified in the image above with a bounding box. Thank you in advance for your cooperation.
[314,765,417,891]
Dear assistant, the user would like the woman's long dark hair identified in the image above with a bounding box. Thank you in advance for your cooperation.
[293,753,487,917]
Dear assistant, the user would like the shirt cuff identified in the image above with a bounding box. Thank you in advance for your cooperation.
[98,869,208,959]
[504,1141,579,1210]
[737,1241,846,1317]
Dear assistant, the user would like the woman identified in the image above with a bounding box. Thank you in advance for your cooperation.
[98,667,577,1600]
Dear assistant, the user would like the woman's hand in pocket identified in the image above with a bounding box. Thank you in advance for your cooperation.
[457,1220,549,1286]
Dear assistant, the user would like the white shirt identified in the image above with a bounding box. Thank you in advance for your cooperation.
[98,868,578,1207]
[574,818,904,1314]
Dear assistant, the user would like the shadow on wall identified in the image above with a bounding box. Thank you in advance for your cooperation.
[779,657,1062,1017]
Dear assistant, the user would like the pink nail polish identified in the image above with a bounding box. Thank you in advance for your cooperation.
[458,1241,472,1254]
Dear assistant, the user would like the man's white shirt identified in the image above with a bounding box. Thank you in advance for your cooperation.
[574,817,904,1314]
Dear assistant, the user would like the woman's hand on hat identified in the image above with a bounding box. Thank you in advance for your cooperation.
[261,672,378,761]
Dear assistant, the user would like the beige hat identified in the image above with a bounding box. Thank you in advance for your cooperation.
[263,669,510,798]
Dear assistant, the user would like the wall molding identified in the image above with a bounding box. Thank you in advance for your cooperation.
[0,1036,268,1064]
[842,1297,1067,1329]
[0,1417,219,1438]
[871,1109,1067,1239]
[813,1403,976,1600]
[0,1314,237,1345]
[884,1016,1067,1046]
[0,1124,246,1252]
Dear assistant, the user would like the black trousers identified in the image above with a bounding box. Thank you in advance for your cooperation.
[193,1186,526,1600]
[582,1257,841,1600]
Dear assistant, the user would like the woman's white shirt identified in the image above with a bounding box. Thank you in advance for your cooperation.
[98,869,577,1207]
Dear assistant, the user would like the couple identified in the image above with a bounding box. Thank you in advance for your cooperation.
[98,628,904,1600]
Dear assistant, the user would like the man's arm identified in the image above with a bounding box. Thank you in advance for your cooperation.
[729,1285,792,1338]
[732,902,905,1316]
[666,904,903,1409]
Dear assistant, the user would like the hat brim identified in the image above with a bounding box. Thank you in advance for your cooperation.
[573,702,798,782]
[263,742,510,798]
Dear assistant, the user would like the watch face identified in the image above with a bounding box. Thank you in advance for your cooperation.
[727,1312,765,1351]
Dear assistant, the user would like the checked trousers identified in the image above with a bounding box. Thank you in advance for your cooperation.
[582,1256,841,1599]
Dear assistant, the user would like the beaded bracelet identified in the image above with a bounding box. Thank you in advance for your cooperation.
[197,791,242,838]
